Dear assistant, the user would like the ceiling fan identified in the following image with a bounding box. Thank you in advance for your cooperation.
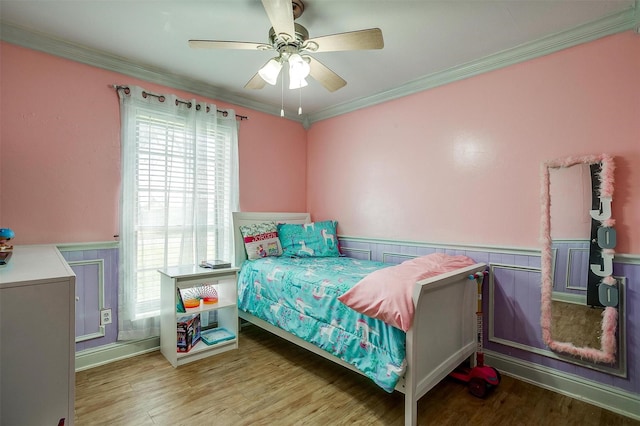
[188,0,384,93]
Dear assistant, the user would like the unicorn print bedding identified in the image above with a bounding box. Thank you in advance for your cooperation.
[237,256,407,392]
[233,212,487,426]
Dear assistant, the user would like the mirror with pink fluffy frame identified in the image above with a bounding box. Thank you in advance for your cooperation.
[540,154,626,376]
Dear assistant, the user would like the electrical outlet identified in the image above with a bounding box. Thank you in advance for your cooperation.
[100,308,112,326]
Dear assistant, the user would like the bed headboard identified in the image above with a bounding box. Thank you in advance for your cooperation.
[232,212,311,267]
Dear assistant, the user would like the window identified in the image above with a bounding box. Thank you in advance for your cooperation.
[117,86,239,339]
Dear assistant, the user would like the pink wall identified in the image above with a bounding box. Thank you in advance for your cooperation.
[0,42,306,244]
[307,31,640,255]
[3,32,639,252]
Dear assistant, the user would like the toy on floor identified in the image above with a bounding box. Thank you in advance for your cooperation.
[449,270,501,398]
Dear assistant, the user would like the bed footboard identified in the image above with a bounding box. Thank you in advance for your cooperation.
[401,262,485,426]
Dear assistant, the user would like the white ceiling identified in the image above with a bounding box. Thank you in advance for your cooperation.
[1,1,638,124]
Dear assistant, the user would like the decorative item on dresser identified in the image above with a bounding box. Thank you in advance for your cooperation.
[0,245,76,426]
[0,227,15,266]
[233,211,487,426]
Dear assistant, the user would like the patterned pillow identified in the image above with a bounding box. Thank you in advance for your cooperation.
[277,220,340,257]
[239,221,283,260]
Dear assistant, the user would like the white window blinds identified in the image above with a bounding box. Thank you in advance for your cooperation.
[117,86,239,339]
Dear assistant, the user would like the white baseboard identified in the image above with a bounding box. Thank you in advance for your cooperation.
[75,321,343,372]
[75,337,160,372]
[484,350,640,421]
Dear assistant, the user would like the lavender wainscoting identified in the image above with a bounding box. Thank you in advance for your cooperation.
[338,237,639,397]
[72,261,102,338]
[59,245,119,352]
[58,239,638,400]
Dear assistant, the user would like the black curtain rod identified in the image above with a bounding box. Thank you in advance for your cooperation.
[113,85,248,121]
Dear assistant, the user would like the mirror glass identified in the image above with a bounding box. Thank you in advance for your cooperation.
[549,164,591,241]
[548,164,598,347]
[540,155,623,368]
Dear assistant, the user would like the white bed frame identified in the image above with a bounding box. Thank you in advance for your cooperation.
[233,212,486,426]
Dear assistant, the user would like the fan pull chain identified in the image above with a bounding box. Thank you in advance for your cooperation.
[298,86,302,115]
[280,70,285,117]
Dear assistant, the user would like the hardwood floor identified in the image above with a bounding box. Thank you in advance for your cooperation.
[75,326,638,425]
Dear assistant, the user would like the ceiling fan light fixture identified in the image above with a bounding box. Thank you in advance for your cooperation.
[190,0,385,97]
[258,58,283,85]
[288,53,310,81]
[289,77,308,90]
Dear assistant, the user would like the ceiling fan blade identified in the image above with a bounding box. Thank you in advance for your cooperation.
[261,0,295,41]
[305,28,384,53]
[244,72,268,90]
[307,56,346,92]
[188,40,269,50]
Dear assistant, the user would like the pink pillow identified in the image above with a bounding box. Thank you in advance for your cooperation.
[338,253,476,331]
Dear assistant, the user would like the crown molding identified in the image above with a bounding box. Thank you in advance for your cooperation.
[308,4,639,124]
[2,2,638,127]
[0,22,304,124]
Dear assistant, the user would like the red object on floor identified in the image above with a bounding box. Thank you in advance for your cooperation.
[449,271,501,398]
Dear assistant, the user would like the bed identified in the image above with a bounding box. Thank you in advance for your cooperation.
[233,212,486,426]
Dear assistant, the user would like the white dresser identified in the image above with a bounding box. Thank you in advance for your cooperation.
[0,245,76,426]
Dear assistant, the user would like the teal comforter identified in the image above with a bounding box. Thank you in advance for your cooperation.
[238,256,406,392]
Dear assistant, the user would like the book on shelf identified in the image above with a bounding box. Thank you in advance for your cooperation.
[176,287,186,313]
[199,259,231,269]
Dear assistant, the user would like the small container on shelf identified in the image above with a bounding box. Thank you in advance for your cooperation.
[200,327,235,346]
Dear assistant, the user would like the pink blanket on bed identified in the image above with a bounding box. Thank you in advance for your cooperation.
[338,253,476,331]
